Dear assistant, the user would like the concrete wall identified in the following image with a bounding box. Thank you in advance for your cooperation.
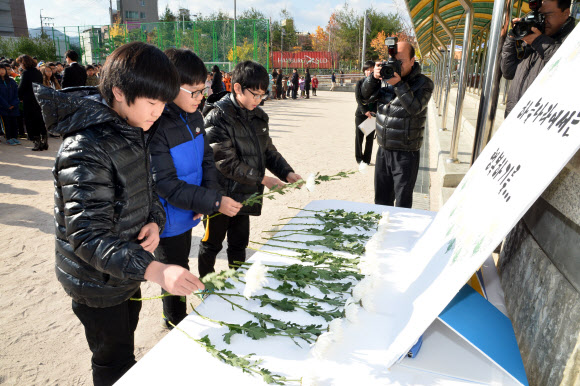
[498,150,580,386]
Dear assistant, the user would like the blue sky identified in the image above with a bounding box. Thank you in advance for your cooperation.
[25,0,408,33]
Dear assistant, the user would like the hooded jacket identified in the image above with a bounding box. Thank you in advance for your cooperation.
[501,17,575,117]
[361,63,434,152]
[0,77,19,117]
[34,84,165,308]
[149,102,222,238]
[203,92,294,216]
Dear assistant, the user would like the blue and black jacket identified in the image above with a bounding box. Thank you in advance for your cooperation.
[150,103,223,238]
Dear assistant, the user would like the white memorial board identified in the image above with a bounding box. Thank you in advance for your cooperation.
[375,25,580,368]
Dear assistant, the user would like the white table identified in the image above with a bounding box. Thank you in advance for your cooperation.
[118,200,510,385]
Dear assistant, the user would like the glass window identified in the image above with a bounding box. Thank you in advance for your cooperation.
[140,12,146,19]
[140,0,145,6]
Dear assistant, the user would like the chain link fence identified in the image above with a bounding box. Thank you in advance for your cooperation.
[45,19,270,71]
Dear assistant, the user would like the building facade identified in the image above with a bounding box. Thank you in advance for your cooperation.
[117,0,158,26]
[0,0,29,37]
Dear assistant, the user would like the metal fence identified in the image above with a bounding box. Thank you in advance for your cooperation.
[46,19,270,71]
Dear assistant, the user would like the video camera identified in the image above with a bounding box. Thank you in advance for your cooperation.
[379,37,401,80]
[510,0,545,40]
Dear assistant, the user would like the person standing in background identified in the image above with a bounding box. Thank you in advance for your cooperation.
[61,50,87,88]
[0,63,21,145]
[17,54,47,151]
[291,69,299,99]
[330,72,336,91]
[211,65,223,95]
[354,61,377,165]
[311,75,318,96]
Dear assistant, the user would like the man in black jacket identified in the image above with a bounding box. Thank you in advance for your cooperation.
[354,60,377,165]
[361,42,433,208]
[501,0,574,117]
[291,68,299,99]
[61,50,87,88]
[276,68,284,99]
[35,42,205,386]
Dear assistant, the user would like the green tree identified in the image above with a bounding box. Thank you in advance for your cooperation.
[160,6,176,22]
[0,36,57,61]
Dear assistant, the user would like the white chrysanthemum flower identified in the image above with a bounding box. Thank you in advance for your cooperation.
[311,331,334,359]
[358,257,380,276]
[361,291,376,313]
[377,212,390,234]
[305,173,316,192]
[243,261,269,299]
[301,375,320,386]
[344,297,359,323]
[328,318,344,341]
[352,279,370,302]
[358,161,368,174]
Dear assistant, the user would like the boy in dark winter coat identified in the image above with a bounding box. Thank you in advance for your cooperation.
[34,42,205,386]
[149,49,242,328]
[198,60,302,278]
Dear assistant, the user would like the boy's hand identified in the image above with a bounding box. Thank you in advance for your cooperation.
[219,196,243,217]
[262,176,285,190]
[138,222,160,253]
[144,261,205,296]
[193,213,203,221]
[286,172,303,184]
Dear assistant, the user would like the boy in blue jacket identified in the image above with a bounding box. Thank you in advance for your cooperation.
[149,49,242,328]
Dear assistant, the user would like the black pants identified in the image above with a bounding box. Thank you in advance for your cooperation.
[23,106,46,138]
[72,289,142,386]
[154,230,192,325]
[374,147,420,208]
[292,85,298,99]
[276,87,283,99]
[1,116,18,140]
[355,115,374,164]
[305,88,310,98]
[286,87,291,97]
[198,214,250,278]
[312,88,317,96]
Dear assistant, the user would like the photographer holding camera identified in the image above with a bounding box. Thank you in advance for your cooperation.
[501,0,574,117]
[361,40,433,208]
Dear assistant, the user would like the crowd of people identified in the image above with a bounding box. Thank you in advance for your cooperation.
[1,48,326,153]
[0,49,104,150]
[202,65,321,102]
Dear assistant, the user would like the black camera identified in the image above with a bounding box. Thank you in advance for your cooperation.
[510,0,545,40]
[379,37,402,80]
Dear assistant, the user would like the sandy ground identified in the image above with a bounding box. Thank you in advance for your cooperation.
[0,90,382,385]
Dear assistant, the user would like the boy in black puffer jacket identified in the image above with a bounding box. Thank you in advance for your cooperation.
[35,42,205,386]
[198,60,303,278]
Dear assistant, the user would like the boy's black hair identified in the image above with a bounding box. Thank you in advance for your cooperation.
[86,64,94,70]
[363,60,375,72]
[164,48,207,86]
[65,50,79,62]
[99,42,179,106]
[231,60,269,92]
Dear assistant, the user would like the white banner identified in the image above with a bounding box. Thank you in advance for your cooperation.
[377,25,580,367]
